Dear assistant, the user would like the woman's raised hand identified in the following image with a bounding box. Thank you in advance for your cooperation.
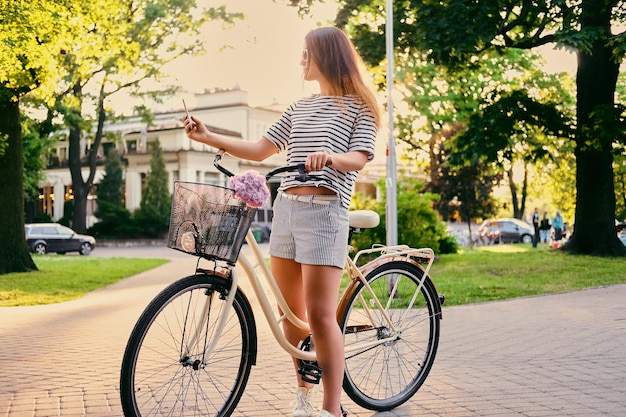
[183,115,207,142]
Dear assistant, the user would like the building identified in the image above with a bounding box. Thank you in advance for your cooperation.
[37,88,382,228]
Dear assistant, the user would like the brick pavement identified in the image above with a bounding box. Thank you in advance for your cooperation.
[1,246,625,417]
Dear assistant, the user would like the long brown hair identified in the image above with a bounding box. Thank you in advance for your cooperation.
[305,27,381,127]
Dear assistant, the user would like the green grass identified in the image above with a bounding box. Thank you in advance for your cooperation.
[3,245,626,308]
[431,244,626,306]
[0,256,168,306]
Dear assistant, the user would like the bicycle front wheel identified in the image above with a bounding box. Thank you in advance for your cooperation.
[340,261,441,411]
[120,273,257,417]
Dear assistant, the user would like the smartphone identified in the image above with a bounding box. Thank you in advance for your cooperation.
[183,99,195,129]
[182,99,190,120]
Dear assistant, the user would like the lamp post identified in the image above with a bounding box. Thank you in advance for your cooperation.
[385,0,398,246]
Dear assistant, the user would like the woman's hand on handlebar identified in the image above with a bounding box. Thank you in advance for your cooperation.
[306,151,333,172]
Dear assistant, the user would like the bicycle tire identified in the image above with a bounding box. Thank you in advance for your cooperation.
[339,260,441,411]
[120,273,257,417]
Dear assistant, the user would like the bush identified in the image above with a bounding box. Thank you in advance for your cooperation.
[350,178,457,255]
[438,235,459,254]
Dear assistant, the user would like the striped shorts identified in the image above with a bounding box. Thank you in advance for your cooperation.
[269,192,349,269]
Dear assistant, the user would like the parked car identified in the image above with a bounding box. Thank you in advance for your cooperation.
[477,218,535,244]
[25,223,96,255]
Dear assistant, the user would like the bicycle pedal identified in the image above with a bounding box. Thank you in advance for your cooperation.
[297,335,321,384]
[298,362,322,384]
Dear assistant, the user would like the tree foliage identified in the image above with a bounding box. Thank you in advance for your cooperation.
[0,0,83,274]
[21,116,56,201]
[89,147,134,238]
[614,72,626,221]
[533,150,577,224]
[37,0,240,234]
[350,178,456,255]
[410,0,626,256]
[22,115,57,223]
[134,139,171,238]
[401,50,575,220]
[96,148,125,210]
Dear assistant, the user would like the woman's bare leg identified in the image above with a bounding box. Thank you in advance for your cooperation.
[271,256,311,387]
[302,264,344,417]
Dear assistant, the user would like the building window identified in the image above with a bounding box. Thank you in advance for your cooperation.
[204,172,219,185]
[38,187,54,218]
[141,173,147,193]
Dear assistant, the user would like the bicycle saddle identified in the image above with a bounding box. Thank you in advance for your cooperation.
[349,210,380,229]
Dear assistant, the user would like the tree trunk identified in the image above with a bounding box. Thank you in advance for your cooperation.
[507,168,521,218]
[0,89,37,274]
[520,163,528,219]
[67,82,104,233]
[68,123,89,233]
[564,0,626,256]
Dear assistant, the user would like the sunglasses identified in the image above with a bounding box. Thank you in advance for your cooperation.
[302,48,309,62]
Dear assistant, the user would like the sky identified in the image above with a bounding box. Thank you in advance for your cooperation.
[160,0,338,109]
[142,0,579,113]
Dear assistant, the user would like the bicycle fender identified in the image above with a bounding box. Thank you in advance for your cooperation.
[355,256,443,318]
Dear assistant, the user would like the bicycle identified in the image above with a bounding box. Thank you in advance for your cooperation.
[120,151,444,417]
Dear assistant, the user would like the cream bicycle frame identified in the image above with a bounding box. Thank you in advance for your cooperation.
[187,225,436,364]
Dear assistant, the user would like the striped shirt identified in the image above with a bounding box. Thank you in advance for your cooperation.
[265,95,378,209]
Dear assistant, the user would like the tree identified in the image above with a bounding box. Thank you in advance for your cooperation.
[323,0,626,255]
[91,147,133,237]
[0,0,81,273]
[450,90,574,218]
[96,148,125,211]
[434,157,503,247]
[134,139,171,238]
[534,150,577,224]
[393,50,574,220]
[40,0,239,234]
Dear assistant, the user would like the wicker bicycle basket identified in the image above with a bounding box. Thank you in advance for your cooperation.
[167,181,257,263]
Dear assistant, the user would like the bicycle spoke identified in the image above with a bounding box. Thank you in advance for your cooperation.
[340,261,441,411]
[121,274,255,417]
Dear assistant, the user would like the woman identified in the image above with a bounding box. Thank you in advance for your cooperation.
[184,26,380,417]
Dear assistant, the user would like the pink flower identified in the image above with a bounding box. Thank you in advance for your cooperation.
[229,170,270,208]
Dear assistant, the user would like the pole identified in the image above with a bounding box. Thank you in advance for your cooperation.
[385,0,398,246]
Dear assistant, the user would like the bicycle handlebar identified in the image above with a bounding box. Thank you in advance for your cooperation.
[213,150,322,182]
[212,150,234,177]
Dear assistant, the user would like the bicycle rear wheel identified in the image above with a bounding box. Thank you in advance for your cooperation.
[120,273,257,417]
[339,261,441,411]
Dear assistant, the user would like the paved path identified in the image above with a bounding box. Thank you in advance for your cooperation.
[1,246,625,416]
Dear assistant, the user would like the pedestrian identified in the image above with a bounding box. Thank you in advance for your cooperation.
[539,211,551,247]
[552,210,564,241]
[531,208,540,248]
[183,26,380,417]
